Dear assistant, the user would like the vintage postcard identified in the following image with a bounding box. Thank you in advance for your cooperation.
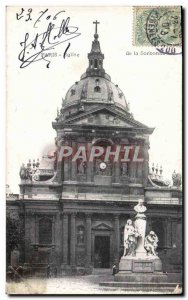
[6,6,183,295]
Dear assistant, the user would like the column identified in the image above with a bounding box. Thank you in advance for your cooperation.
[136,145,144,182]
[136,162,143,183]
[142,140,149,186]
[86,214,92,267]
[171,218,178,247]
[62,213,69,265]
[56,160,62,182]
[114,214,120,263]
[63,140,70,181]
[130,161,136,182]
[52,216,55,245]
[35,215,39,244]
[114,162,120,183]
[87,142,93,182]
[70,213,76,266]
[56,143,63,182]
[164,218,172,248]
[63,159,69,181]
[71,161,77,181]
[24,213,34,262]
[71,141,77,181]
[176,218,182,247]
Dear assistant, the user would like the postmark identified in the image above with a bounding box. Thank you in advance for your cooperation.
[133,6,182,49]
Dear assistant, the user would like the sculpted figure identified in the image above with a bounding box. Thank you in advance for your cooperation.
[121,162,128,176]
[19,164,30,180]
[144,231,159,256]
[123,219,140,257]
[77,226,85,244]
[172,170,182,187]
[134,199,147,214]
[134,199,147,220]
[78,161,86,174]
[32,169,40,181]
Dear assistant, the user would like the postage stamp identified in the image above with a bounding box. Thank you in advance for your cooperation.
[133,6,182,47]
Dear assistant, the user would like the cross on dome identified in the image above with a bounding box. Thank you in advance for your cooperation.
[93,20,100,37]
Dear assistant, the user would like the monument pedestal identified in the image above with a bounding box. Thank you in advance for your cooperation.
[111,200,168,291]
[115,256,167,283]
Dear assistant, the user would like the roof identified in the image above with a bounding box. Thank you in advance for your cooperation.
[63,76,128,110]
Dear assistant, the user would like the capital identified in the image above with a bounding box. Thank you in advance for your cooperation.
[114,214,120,220]
[85,213,92,219]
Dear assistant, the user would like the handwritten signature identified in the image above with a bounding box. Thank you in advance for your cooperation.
[17,9,81,68]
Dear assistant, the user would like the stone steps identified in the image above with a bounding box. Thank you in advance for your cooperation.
[99,282,182,293]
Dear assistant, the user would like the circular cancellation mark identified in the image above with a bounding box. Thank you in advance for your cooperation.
[146,8,182,55]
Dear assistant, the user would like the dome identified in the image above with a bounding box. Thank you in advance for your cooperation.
[63,76,128,111]
[62,21,129,114]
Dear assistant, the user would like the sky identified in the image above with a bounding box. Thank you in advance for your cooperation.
[6,6,182,193]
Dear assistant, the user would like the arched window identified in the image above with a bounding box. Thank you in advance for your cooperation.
[94,59,98,68]
[39,217,52,245]
[77,225,85,245]
[94,86,101,93]
[71,89,75,96]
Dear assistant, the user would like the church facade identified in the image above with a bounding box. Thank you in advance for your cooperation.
[7,22,182,277]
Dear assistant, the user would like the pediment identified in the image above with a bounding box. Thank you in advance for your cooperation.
[63,106,148,129]
[92,222,113,231]
[72,112,133,127]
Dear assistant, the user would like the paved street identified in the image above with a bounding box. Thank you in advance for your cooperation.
[6,274,179,295]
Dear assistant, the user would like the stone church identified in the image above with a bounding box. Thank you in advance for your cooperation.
[7,22,182,277]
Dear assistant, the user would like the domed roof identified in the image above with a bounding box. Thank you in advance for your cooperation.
[63,76,128,111]
[62,21,129,113]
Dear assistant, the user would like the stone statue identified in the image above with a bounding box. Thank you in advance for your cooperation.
[121,162,128,176]
[27,159,32,169]
[81,86,87,99]
[11,246,20,268]
[117,199,165,282]
[123,219,140,257]
[77,227,85,244]
[144,231,159,256]
[19,164,30,180]
[78,161,86,174]
[32,169,40,181]
[172,170,182,187]
[134,199,147,219]
[134,199,147,214]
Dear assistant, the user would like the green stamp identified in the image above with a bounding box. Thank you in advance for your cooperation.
[133,6,182,47]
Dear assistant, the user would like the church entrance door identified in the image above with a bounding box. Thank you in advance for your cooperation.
[94,236,110,268]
